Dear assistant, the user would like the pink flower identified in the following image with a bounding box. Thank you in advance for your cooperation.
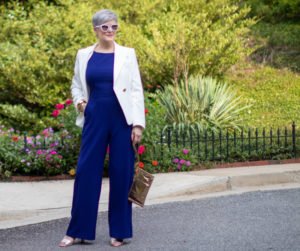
[138,145,145,155]
[179,159,186,165]
[36,149,43,155]
[65,99,73,105]
[52,110,60,117]
[57,155,63,159]
[42,128,53,137]
[55,103,64,110]
[50,142,59,147]
[42,129,49,137]
[50,150,57,155]
[106,145,110,154]
[185,160,191,166]
[182,149,189,154]
[26,137,33,144]
[173,158,179,164]
[177,164,182,170]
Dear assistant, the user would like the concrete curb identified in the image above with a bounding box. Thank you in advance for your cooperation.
[229,170,300,187]
[1,163,300,229]
[151,168,300,199]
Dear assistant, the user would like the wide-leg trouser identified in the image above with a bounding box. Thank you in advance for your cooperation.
[66,94,135,240]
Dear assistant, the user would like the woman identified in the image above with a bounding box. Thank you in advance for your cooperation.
[59,9,145,248]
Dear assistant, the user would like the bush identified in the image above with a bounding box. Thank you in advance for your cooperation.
[0,0,94,130]
[0,0,255,131]
[134,142,198,174]
[249,22,300,72]
[0,103,45,132]
[0,97,81,178]
[0,125,80,178]
[112,0,255,83]
[156,75,248,134]
[245,0,300,22]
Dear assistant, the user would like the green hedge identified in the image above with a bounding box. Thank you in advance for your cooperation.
[0,0,255,131]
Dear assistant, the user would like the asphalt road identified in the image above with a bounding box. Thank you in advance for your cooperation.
[0,188,299,251]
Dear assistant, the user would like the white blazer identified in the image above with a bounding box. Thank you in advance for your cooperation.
[71,41,146,129]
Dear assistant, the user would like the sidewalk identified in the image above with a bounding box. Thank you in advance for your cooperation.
[1,163,300,229]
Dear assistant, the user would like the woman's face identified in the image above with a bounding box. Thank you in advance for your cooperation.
[94,20,118,43]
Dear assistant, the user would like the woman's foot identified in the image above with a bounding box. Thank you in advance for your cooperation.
[110,237,124,247]
[58,235,76,247]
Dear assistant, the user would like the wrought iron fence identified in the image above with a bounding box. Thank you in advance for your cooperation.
[19,122,299,163]
[154,122,299,162]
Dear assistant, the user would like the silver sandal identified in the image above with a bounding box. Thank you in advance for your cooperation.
[59,236,85,247]
[59,236,75,247]
[110,237,124,247]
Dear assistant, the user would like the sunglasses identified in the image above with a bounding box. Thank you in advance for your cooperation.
[95,24,119,32]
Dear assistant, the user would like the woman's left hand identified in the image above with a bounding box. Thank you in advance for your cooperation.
[131,126,143,144]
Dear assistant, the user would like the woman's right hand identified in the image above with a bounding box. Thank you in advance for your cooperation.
[77,100,87,113]
[81,103,87,113]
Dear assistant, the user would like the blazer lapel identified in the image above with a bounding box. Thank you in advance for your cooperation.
[113,41,127,86]
[80,42,97,97]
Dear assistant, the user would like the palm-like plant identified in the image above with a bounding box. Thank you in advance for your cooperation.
[157,75,248,134]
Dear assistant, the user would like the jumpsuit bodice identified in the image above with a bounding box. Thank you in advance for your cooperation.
[86,51,115,99]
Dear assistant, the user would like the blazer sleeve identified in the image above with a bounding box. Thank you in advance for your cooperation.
[130,48,146,130]
[70,50,86,113]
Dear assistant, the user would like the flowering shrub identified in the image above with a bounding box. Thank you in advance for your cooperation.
[135,141,197,173]
[0,99,127,179]
[171,148,195,171]
[133,92,200,173]
[0,121,80,178]
[50,99,82,138]
[0,95,199,179]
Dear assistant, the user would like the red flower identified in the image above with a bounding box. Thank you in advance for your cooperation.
[52,110,60,117]
[151,160,158,166]
[106,145,110,154]
[145,108,149,114]
[138,162,144,168]
[55,103,64,110]
[65,99,73,105]
[11,135,19,142]
[138,145,145,154]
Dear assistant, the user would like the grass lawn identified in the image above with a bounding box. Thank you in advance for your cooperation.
[227,62,300,128]
[225,21,300,129]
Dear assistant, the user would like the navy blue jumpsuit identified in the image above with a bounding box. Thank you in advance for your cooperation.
[66,51,135,240]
